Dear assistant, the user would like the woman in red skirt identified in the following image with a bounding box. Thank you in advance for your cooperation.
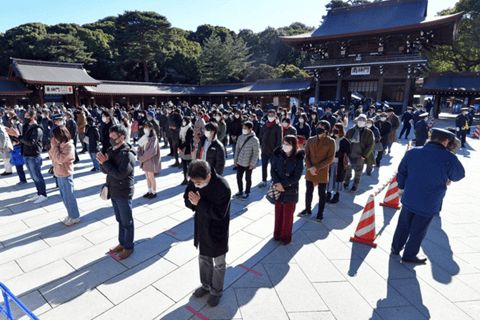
[270,135,305,244]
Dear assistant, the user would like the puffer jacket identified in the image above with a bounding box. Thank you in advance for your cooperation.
[100,143,136,199]
[49,139,75,177]
[234,131,260,168]
[196,137,226,175]
[9,144,24,166]
[270,147,305,204]
[260,122,282,156]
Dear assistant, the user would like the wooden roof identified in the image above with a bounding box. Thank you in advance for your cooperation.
[0,77,33,96]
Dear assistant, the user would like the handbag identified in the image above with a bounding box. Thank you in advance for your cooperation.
[266,181,281,204]
[374,141,383,152]
[83,135,89,145]
[100,184,110,200]
[343,153,349,169]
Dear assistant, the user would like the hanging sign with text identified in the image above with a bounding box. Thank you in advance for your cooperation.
[351,66,371,76]
[45,85,73,95]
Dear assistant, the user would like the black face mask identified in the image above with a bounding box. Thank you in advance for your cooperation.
[333,129,339,135]
[110,137,118,147]
[316,128,325,135]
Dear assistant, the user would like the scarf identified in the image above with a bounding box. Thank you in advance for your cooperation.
[351,127,361,144]
[179,123,191,142]
[267,121,275,128]
[138,134,149,148]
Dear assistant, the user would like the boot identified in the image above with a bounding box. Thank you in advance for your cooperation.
[330,193,340,204]
[326,192,332,203]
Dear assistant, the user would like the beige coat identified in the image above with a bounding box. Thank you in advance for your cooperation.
[49,139,75,177]
[138,135,161,173]
[387,113,400,144]
[304,135,336,184]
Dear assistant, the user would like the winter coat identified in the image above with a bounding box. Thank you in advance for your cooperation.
[387,113,400,144]
[375,120,392,147]
[138,135,161,173]
[455,114,469,131]
[86,125,100,153]
[184,168,231,257]
[333,136,351,183]
[196,137,226,175]
[229,118,243,141]
[234,131,260,168]
[179,125,194,160]
[49,139,75,177]
[9,144,24,166]
[0,124,12,160]
[401,111,414,126]
[294,123,311,140]
[101,121,113,154]
[168,114,182,141]
[414,120,429,147]
[304,134,336,184]
[66,119,78,142]
[217,121,227,142]
[283,125,297,137]
[260,122,282,156]
[398,142,465,217]
[100,143,136,199]
[20,123,43,157]
[346,127,375,165]
[77,112,86,133]
[270,147,305,204]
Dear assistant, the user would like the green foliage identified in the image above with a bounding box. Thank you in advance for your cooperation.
[33,33,95,64]
[429,0,480,72]
[188,24,235,46]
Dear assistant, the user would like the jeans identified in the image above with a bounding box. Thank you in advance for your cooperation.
[236,165,252,194]
[24,156,46,196]
[57,176,80,219]
[89,152,99,169]
[305,181,327,219]
[391,207,434,260]
[231,142,237,159]
[111,197,134,250]
[199,254,226,296]
[344,157,365,188]
[16,165,27,182]
[261,152,272,182]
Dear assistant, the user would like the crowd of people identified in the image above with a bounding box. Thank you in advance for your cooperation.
[0,99,471,306]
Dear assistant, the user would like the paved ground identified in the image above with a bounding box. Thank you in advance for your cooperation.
[1,119,479,320]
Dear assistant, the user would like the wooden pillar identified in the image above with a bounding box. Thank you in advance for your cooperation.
[402,77,413,113]
[110,95,114,107]
[376,75,385,103]
[315,79,320,104]
[335,78,342,102]
[141,96,145,109]
[433,94,441,118]
[74,86,79,107]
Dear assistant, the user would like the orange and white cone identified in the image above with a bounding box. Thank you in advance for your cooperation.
[350,195,377,247]
[380,175,401,210]
[473,125,480,139]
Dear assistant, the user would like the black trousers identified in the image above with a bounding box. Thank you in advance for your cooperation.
[236,165,252,194]
[399,124,411,139]
[305,181,327,219]
[457,130,467,147]
[182,159,191,180]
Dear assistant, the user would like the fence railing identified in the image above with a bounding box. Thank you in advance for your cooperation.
[0,282,39,320]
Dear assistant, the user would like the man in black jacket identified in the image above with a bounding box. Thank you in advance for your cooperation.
[196,122,226,175]
[98,124,136,260]
[375,112,392,167]
[399,106,414,139]
[259,110,282,187]
[455,107,469,148]
[65,111,79,163]
[184,160,231,308]
[6,110,47,203]
[414,112,429,147]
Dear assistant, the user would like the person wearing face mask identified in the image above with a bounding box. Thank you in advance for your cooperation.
[414,112,429,147]
[385,108,400,154]
[366,106,376,119]
[270,135,305,244]
[159,108,169,148]
[254,104,263,120]
[64,111,79,163]
[455,107,470,148]
[229,111,243,162]
[326,123,351,204]
[234,121,260,200]
[196,122,226,176]
[259,110,282,188]
[85,116,101,171]
[412,104,424,125]
[193,110,206,147]
[76,106,88,154]
[100,111,114,154]
[344,115,375,192]
[365,119,381,175]
[374,112,392,167]
[215,112,227,148]
[179,116,194,185]
[309,110,319,129]
[282,118,297,137]
[184,160,231,308]
[399,106,414,139]
[298,120,335,221]
[0,121,13,176]
[6,110,48,203]
[320,107,338,129]
[137,121,161,199]
[294,113,311,151]
[146,110,160,142]
[98,124,136,260]
[168,109,182,167]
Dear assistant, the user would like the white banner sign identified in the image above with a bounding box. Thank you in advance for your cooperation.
[351,66,371,76]
[45,85,73,95]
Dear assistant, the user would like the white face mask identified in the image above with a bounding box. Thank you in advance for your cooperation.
[380,117,387,121]
[144,128,150,136]
[242,129,249,135]
[281,112,285,116]
[235,114,240,119]
[215,116,221,121]
[299,118,305,123]
[57,120,64,126]
[224,115,229,119]
[366,123,373,128]
[357,121,366,128]
[204,130,211,138]
[182,121,187,126]
[195,181,209,189]
[282,144,292,153]
[268,116,275,122]
[312,115,316,119]
[102,117,107,123]
[282,122,288,127]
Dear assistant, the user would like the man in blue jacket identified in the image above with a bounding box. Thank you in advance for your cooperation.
[391,128,465,264]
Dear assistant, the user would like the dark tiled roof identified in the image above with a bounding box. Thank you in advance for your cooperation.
[0,77,33,95]
[422,73,480,93]
[12,59,101,86]
[227,78,313,95]
[282,0,462,42]
[84,81,250,96]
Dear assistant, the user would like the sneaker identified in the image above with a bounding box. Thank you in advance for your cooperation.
[16,181,27,186]
[1,172,12,176]
[343,183,349,189]
[63,217,81,226]
[27,194,40,202]
[143,192,152,198]
[316,216,323,222]
[349,186,357,193]
[240,193,249,201]
[147,193,157,199]
[192,287,210,298]
[258,181,267,188]
[90,167,98,172]
[233,191,243,198]
[297,209,311,216]
[33,195,48,204]
[180,179,188,186]
[207,294,222,307]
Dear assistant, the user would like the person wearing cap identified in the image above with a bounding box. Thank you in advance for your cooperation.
[366,105,376,119]
[414,112,429,147]
[386,108,400,154]
[399,106,414,139]
[391,128,465,264]
[344,114,375,192]
[455,107,469,148]
[412,104,424,124]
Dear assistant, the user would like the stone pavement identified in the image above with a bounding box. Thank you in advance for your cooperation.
[1,120,479,320]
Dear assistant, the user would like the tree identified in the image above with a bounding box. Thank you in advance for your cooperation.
[199,32,251,84]
[276,64,310,78]
[114,11,171,82]
[33,33,95,64]
[188,24,235,46]
[429,0,480,72]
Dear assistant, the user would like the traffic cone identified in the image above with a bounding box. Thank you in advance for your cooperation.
[380,175,401,210]
[473,125,480,139]
[350,195,377,247]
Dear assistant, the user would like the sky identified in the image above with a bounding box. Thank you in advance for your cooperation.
[0,0,460,34]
